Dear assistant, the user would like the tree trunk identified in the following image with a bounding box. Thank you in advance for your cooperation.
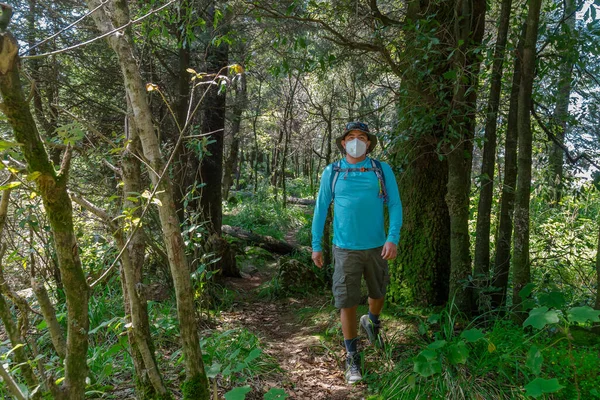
[392,139,451,306]
[0,244,39,393]
[86,2,209,397]
[596,222,600,311]
[445,0,486,313]
[0,30,89,400]
[547,0,576,204]
[223,72,247,200]
[473,0,513,284]
[491,23,526,308]
[199,4,228,234]
[172,10,199,222]
[121,119,167,398]
[198,3,238,278]
[512,0,542,313]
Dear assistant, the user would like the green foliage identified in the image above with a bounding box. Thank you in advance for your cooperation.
[224,191,311,241]
[529,185,600,305]
[201,328,286,399]
[372,288,600,400]
[201,328,279,385]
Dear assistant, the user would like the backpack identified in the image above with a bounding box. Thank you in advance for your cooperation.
[329,158,388,203]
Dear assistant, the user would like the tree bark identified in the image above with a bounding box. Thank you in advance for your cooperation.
[122,115,167,398]
[223,72,247,200]
[547,0,576,204]
[473,0,513,284]
[445,0,486,313]
[199,3,228,234]
[0,30,89,400]
[492,23,526,308]
[392,139,451,306]
[86,1,209,397]
[512,0,542,313]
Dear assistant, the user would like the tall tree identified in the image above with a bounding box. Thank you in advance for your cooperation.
[473,0,514,288]
[223,69,247,200]
[492,23,527,308]
[0,8,89,398]
[546,0,576,204]
[445,0,486,312]
[86,1,209,397]
[512,0,543,312]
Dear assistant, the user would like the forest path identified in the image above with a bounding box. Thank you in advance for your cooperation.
[222,270,368,400]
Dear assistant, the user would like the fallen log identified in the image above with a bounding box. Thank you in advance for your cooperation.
[228,191,315,205]
[286,197,315,205]
[222,225,308,255]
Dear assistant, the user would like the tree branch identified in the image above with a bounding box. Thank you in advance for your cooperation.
[21,0,177,59]
[531,105,600,170]
[369,0,403,26]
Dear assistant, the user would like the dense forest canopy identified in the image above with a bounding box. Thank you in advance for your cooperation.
[0,0,600,399]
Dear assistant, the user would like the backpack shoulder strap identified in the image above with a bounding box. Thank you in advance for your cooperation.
[370,159,388,203]
[329,160,342,202]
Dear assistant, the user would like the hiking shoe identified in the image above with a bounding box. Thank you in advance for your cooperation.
[360,314,385,349]
[344,352,362,384]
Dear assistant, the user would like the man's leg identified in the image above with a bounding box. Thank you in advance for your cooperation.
[368,296,384,316]
[340,305,361,383]
[341,305,358,341]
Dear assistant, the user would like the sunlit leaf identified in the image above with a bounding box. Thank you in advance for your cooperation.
[26,171,42,181]
[0,181,21,190]
[523,307,559,329]
[567,306,600,324]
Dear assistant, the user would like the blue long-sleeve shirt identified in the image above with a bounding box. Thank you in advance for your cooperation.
[311,157,403,252]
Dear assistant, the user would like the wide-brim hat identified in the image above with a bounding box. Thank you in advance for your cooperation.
[335,121,377,154]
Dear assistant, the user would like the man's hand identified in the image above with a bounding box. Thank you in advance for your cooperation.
[381,242,397,260]
[312,251,324,268]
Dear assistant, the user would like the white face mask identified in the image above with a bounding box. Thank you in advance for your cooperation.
[345,138,368,158]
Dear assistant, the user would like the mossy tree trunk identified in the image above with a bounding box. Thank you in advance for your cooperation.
[512,0,543,314]
[546,0,576,204]
[473,0,513,287]
[121,118,167,398]
[445,0,486,313]
[0,30,89,400]
[86,1,209,397]
[491,22,526,308]
[392,139,451,306]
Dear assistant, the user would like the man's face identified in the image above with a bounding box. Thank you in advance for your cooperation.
[342,130,370,151]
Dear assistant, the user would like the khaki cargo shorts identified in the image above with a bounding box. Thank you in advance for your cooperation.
[332,245,389,309]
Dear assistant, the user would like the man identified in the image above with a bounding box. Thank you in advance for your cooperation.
[311,121,402,384]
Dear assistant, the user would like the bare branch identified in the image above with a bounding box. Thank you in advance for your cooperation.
[531,105,600,170]
[102,159,122,176]
[21,0,177,60]
[369,0,403,26]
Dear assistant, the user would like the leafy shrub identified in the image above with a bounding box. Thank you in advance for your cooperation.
[371,291,600,400]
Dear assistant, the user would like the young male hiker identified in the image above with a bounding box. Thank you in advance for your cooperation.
[311,121,403,384]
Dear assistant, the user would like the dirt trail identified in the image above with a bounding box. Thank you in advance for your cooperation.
[222,273,367,400]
